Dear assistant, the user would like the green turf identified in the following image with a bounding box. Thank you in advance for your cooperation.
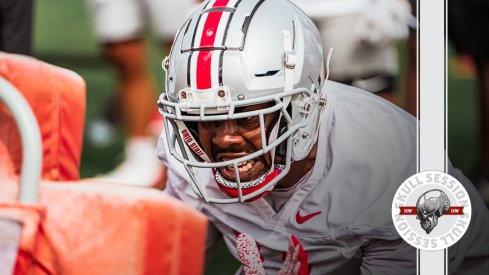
[32,1,482,273]
[447,54,479,174]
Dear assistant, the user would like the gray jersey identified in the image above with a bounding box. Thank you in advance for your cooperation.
[157,81,489,274]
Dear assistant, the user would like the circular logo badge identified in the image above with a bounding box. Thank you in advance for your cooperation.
[391,171,472,251]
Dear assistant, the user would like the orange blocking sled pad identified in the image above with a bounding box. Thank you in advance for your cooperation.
[0,52,85,181]
[0,169,207,274]
[0,52,207,274]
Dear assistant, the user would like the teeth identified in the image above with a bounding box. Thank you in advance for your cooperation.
[214,164,286,189]
[227,160,254,172]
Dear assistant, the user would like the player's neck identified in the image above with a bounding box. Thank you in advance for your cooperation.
[276,143,318,189]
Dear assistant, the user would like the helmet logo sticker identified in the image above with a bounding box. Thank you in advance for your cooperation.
[180,129,206,158]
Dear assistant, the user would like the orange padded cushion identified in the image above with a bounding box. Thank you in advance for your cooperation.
[0,52,85,181]
[38,182,207,275]
[0,178,207,274]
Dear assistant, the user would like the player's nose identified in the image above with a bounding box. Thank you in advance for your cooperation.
[212,120,244,148]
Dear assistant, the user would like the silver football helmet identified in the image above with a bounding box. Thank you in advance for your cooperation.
[158,0,325,203]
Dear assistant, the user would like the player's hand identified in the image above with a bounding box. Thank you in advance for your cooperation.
[278,235,309,275]
[236,233,310,275]
[236,233,266,275]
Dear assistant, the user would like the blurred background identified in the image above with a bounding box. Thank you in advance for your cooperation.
[33,1,481,193]
[33,1,479,185]
[34,1,163,178]
[31,0,482,274]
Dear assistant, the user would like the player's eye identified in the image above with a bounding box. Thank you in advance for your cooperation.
[198,121,221,128]
[237,116,259,128]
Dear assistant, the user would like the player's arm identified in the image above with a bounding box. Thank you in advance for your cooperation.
[359,238,416,275]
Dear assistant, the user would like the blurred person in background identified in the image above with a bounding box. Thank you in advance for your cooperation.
[403,0,417,117]
[0,0,33,55]
[449,0,489,201]
[85,0,198,187]
[291,0,414,105]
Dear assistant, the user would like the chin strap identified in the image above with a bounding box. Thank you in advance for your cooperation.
[325,47,333,83]
[310,48,333,144]
[175,120,212,162]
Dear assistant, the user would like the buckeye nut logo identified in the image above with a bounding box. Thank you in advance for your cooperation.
[391,171,471,251]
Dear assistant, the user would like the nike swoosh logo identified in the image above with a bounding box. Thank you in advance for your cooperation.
[296,210,322,224]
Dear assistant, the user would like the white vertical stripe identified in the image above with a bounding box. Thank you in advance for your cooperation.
[192,12,209,48]
[211,51,221,87]
[214,12,231,46]
[228,0,239,7]
[190,52,200,88]
[419,0,445,172]
[207,0,218,8]
[418,0,446,274]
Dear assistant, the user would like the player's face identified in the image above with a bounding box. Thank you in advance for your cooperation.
[197,103,278,182]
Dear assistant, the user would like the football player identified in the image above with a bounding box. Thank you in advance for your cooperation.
[157,0,489,274]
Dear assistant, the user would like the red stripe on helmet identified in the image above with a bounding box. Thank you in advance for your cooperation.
[196,50,213,89]
[196,0,230,89]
